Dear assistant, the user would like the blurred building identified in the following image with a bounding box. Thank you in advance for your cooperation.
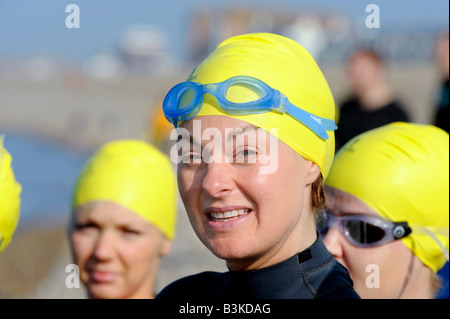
[118,24,179,76]
[0,55,76,81]
[186,5,442,67]
[83,24,181,79]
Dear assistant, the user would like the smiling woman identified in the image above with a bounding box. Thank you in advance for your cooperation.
[69,139,177,299]
[156,32,360,299]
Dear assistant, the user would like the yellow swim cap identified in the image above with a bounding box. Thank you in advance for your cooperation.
[72,140,177,239]
[0,136,21,254]
[325,122,449,272]
[185,32,336,178]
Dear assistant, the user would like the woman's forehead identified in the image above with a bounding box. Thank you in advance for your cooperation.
[74,201,149,225]
[324,186,378,216]
[179,116,265,144]
[181,115,257,130]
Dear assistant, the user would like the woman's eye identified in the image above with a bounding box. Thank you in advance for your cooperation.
[235,148,258,163]
[74,222,97,231]
[240,149,255,156]
[181,153,202,164]
[121,228,141,236]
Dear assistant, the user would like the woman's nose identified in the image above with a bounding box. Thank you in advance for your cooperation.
[322,227,346,260]
[201,162,235,198]
[92,231,116,261]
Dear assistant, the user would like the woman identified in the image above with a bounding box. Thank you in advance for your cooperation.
[69,139,177,299]
[322,122,449,298]
[156,33,359,299]
[0,136,21,254]
[335,49,410,150]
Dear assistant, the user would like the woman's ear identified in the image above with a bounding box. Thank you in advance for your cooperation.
[305,162,321,185]
[159,238,172,257]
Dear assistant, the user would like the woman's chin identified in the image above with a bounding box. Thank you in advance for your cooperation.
[208,243,252,263]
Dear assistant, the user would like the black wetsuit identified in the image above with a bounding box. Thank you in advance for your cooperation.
[433,78,449,133]
[156,236,360,299]
[335,96,410,151]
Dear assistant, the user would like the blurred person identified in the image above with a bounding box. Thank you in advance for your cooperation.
[321,122,449,298]
[69,139,177,299]
[156,33,360,299]
[335,49,410,150]
[0,136,21,254]
[432,32,449,133]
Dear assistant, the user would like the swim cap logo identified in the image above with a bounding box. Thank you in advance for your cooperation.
[310,115,323,125]
[344,137,361,153]
[186,67,198,82]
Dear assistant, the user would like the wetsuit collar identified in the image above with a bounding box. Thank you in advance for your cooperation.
[229,235,334,299]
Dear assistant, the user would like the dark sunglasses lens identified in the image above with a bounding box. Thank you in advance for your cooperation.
[346,220,386,245]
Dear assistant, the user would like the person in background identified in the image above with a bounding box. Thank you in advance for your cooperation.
[148,98,175,155]
[321,122,449,298]
[335,49,410,151]
[69,139,177,299]
[432,32,449,133]
[0,136,21,254]
[156,32,359,299]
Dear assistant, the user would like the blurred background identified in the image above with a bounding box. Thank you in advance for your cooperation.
[0,0,448,298]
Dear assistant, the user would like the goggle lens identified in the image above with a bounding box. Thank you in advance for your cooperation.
[224,82,267,103]
[178,87,196,110]
[345,219,386,245]
[319,211,411,248]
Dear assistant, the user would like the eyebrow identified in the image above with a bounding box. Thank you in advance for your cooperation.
[177,124,259,145]
[226,125,259,142]
[177,133,201,148]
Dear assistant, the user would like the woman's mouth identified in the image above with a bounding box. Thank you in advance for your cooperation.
[207,208,251,222]
[90,270,120,283]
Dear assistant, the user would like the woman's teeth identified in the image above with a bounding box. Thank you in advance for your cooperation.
[210,209,249,222]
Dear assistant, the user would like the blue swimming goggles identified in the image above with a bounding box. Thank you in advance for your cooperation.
[163,75,337,140]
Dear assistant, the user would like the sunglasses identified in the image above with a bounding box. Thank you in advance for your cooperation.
[319,210,412,248]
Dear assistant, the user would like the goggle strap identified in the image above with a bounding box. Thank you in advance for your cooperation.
[280,98,337,131]
[284,103,331,139]
[412,226,449,261]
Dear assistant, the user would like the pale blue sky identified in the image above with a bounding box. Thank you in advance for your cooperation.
[0,0,448,63]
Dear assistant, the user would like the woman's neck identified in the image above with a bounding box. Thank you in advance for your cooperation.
[226,214,318,271]
[358,82,393,111]
[398,257,435,299]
